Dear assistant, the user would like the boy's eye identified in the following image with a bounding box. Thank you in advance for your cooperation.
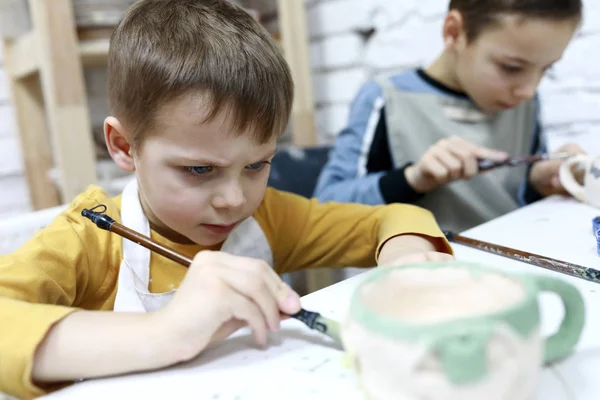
[246,161,270,171]
[500,64,523,74]
[186,166,213,175]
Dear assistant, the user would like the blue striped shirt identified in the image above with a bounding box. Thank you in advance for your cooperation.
[313,69,545,206]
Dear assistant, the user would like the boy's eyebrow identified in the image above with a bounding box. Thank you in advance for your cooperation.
[504,56,562,69]
[177,157,228,167]
[175,149,276,167]
[261,149,277,160]
[171,151,230,166]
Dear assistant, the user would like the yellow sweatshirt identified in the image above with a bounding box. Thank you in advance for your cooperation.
[0,185,452,399]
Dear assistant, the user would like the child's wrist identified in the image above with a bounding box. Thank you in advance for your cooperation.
[146,310,202,366]
[378,234,437,265]
[404,165,430,193]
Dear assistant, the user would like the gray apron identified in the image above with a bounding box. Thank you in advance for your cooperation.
[377,76,536,232]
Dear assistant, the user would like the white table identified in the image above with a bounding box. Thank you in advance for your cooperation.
[42,196,600,400]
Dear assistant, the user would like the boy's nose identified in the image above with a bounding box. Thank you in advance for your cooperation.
[513,78,539,101]
[513,86,534,102]
[213,182,245,210]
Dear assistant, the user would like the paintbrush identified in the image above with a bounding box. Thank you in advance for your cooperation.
[81,205,342,344]
[444,231,600,285]
[478,152,572,172]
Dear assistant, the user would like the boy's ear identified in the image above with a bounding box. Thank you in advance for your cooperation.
[104,116,136,173]
[442,10,467,51]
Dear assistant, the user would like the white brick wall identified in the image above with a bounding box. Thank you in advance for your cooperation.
[2,0,600,217]
[313,67,367,104]
[307,0,600,155]
[0,68,8,102]
[310,33,363,70]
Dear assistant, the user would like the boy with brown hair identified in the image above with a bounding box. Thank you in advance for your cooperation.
[314,0,585,233]
[0,0,453,398]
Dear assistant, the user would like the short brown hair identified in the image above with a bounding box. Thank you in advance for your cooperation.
[108,0,293,147]
[449,0,582,42]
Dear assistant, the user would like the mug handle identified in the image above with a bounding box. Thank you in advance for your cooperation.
[559,154,589,202]
[532,275,586,363]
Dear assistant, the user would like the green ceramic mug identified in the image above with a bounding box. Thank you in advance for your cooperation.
[341,261,585,400]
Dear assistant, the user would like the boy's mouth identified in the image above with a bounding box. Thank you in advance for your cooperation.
[497,101,516,110]
[201,222,238,234]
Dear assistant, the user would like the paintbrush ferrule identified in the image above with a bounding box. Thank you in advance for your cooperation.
[82,207,115,231]
[291,309,324,331]
[290,309,341,344]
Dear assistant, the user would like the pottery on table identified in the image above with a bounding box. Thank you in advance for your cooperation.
[341,261,585,400]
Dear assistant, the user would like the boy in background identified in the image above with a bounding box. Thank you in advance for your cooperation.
[0,1,453,398]
[314,0,585,233]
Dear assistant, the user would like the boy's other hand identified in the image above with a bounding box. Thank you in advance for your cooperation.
[154,250,301,361]
[405,136,508,192]
[529,143,585,197]
[378,234,454,266]
[383,251,455,266]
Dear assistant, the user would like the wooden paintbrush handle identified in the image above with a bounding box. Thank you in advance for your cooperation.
[444,231,600,285]
[478,154,543,172]
[110,223,193,267]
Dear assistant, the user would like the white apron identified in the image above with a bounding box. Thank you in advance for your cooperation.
[113,179,274,312]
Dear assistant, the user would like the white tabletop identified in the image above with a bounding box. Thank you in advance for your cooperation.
[41,196,600,400]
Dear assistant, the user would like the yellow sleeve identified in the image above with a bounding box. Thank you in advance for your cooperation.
[255,189,452,274]
[0,186,120,399]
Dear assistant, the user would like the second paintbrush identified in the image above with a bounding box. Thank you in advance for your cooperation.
[478,152,572,172]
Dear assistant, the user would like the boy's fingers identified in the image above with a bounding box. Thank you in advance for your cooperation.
[218,267,281,333]
[256,263,301,312]
[446,147,478,178]
[444,137,506,175]
[212,253,299,318]
[277,286,302,315]
[422,157,449,183]
[228,291,269,346]
[216,257,301,329]
[557,143,585,155]
[434,151,462,181]
[209,319,247,345]
[474,146,509,162]
[237,258,301,316]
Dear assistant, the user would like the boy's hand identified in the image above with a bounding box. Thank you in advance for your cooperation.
[405,136,508,192]
[31,251,301,384]
[377,234,454,266]
[529,143,585,197]
[383,251,455,266]
[154,250,301,361]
